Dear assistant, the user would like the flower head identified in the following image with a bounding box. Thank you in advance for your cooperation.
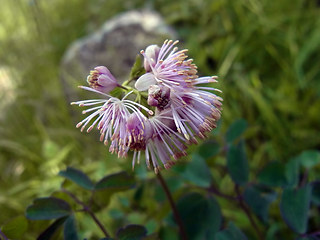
[135,40,198,92]
[72,39,222,173]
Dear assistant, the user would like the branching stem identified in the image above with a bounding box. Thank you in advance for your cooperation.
[156,172,188,240]
[235,185,264,240]
[61,188,111,238]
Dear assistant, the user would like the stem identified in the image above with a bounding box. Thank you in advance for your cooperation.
[61,188,111,238]
[156,172,188,240]
[300,230,320,238]
[299,169,309,188]
[235,185,263,240]
[207,184,238,201]
[0,229,8,240]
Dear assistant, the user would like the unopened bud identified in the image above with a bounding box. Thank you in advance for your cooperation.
[87,66,119,93]
[147,85,171,110]
[144,45,160,72]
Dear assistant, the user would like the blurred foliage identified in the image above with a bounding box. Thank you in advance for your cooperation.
[0,0,320,239]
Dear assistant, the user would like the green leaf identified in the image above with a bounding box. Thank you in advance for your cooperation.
[214,222,248,240]
[198,140,220,159]
[226,119,248,143]
[159,226,179,240]
[243,185,277,223]
[176,192,222,239]
[266,223,281,240]
[227,140,249,185]
[59,167,94,190]
[1,216,28,239]
[116,225,147,240]
[311,181,320,206]
[280,184,312,234]
[180,153,213,187]
[258,161,287,187]
[129,55,146,80]
[296,150,320,170]
[205,196,223,237]
[37,217,68,240]
[64,215,78,240]
[26,197,72,220]
[285,158,300,188]
[95,171,135,191]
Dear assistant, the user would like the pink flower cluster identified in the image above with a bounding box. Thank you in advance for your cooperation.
[72,40,222,173]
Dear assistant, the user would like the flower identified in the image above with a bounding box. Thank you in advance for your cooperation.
[71,88,153,158]
[135,40,198,92]
[136,40,223,141]
[72,39,222,173]
[87,66,120,93]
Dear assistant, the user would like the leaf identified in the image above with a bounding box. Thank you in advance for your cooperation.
[37,217,67,240]
[129,55,146,80]
[205,196,223,237]
[280,184,312,234]
[1,216,28,239]
[285,158,300,188]
[243,185,277,223]
[226,119,248,143]
[198,140,220,159]
[59,167,94,190]
[26,197,72,220]
[258,161,287,187]
[64,215,79,240]
[266,223,281,240]
[176,192,222,239]
[95,171,135,191]
[180,153,213,187]
[296,150,320,170]
[227,140,249,185]
[214,222,248,240]
[116,224,147,240]
[159,226,179,240]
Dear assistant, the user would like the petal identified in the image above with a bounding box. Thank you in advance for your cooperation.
[135,73,157,91]
[94,66,109,74]
[97,74,117,86]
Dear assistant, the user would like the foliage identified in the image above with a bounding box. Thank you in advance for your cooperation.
[0,121,319,239]
[0,0,320,239]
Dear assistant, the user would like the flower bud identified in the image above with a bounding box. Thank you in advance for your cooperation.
[144,44,160,72]
[147,85,171,110]
[87,66,119,93]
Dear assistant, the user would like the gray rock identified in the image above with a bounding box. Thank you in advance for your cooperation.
[60,10,176,104]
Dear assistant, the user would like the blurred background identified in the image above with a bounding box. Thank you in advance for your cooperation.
[0,0,320,239]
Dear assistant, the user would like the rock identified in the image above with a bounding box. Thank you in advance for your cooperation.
[60,10,176,104]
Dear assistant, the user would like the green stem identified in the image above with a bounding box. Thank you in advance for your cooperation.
[61,188,111,238]
[156,172,188,240]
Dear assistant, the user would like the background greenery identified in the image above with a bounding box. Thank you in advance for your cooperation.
[0,0,319,239]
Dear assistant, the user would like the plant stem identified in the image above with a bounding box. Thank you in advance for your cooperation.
[61,188,111,238]
[300,230,320,238]
[0,229,8,240]
[208,184,238,201]
[156,171,188,240]
[235,185,263,240]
